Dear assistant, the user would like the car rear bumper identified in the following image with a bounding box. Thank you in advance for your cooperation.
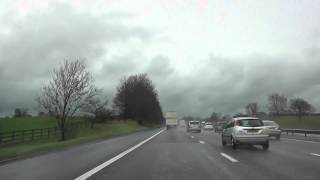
[234,135,269,144]
[267,130,281,136]
[188,128,201,132]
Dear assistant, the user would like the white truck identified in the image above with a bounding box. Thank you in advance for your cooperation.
[165,111,178,129]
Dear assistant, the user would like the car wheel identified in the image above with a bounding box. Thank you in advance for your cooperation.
[262,143,269,150]
[276,135,280,140]
[222,140,226,146]
[231,137,237,150]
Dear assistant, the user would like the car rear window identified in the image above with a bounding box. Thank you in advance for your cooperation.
[238,119,263,127]
[190,121,199,125]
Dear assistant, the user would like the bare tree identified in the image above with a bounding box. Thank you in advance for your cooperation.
[246,103,259,116]
[37,60,99,141]
[82,97,108,129]
[290,98,315,120]
[268,93,287,115]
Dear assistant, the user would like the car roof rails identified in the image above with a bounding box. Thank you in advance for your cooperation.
[232,114,249,118]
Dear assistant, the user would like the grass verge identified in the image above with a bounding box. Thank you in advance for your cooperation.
[268,116,320,129]
[0,120,147,161]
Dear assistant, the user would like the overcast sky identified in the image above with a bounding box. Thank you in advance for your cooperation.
[1,0,320,117]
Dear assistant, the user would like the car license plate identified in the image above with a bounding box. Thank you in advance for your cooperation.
[247,129,258,133]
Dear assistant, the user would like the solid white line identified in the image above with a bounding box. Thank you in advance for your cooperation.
[282,138,320,144]
[310,153,320,157]
[220,153,239,163]
[199,140,206,144]
[74,129,165,180]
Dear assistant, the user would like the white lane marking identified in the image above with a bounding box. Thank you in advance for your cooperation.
[310,153,320,157]
[191,136,194,138]
[74,129,165,180]
[199,140,206,144]
[220,153,239,163]
[282,138,320,144]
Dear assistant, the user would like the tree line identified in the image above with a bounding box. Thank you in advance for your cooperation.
[35,59,163,141]
[184,93,316,124]
[245,93,315,119]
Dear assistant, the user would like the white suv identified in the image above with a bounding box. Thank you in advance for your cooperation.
[221,117,269,150]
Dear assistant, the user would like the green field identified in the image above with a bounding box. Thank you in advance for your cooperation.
[268,116,320,129]
[0,116,57,132]
[0,117,147,161]
[0,116,88,132]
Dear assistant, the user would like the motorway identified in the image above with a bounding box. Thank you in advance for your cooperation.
[0,127,320,180]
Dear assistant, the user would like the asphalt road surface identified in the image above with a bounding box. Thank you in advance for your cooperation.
[1,127,320,180]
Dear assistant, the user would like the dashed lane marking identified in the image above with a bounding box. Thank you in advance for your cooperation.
[310,153,320,157]
[220,153,239,163]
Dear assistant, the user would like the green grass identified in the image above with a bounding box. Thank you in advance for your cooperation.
[268,116,320,129]
[0,116,57,132]
[0,116,87,132]
[0,120,147,161]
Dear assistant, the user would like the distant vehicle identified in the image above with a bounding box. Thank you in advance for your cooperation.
[165,111,178,129]
[203,124,214,131]
[221,117,269,150]
[179,119,186,127]
[187,121,201,133]
[201,121,206,127]
[262,120,281,140]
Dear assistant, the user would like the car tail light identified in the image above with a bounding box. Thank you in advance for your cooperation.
[235,120,240,126]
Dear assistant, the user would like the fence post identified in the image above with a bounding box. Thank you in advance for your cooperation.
[22,130,25,142]
[31,129,34,140]
[12,130,15,143]
[305,132,307,137]
[47,128,50,138]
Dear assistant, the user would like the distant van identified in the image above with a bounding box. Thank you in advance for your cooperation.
[187,121,201,133]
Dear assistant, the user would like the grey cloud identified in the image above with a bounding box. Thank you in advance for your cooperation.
[0,3,152,116]
[155,52,320,117]
[14,44,316,118]
[147,55,174,78]
[0,3,151,80]
[1,2,320,118]
[92,54,175,104]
